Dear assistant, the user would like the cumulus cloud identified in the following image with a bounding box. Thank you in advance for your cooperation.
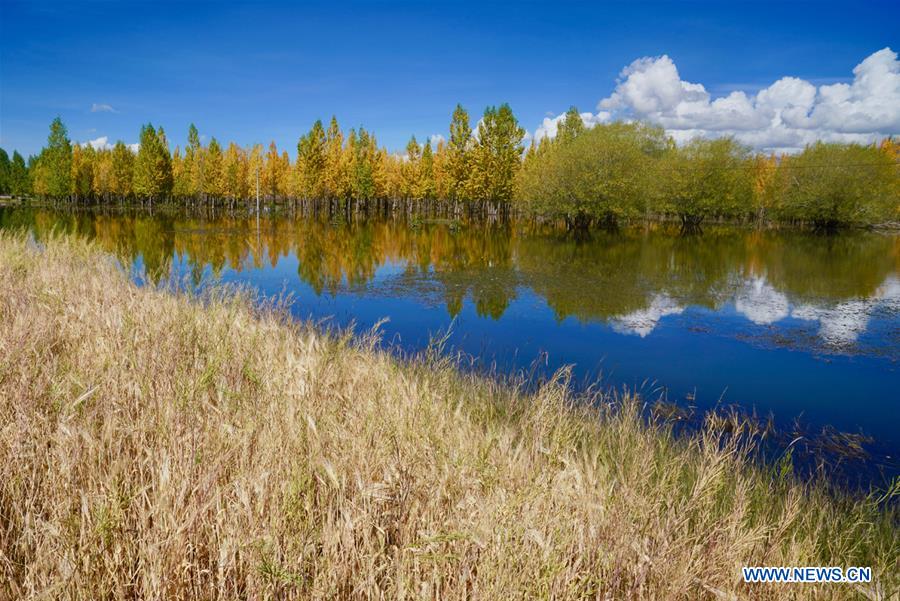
[429,134,445,147]
[734,277,790,325]
[78,136,139,153]
[82,136,113,150]
[90,103,117,113]
[729,273,899,346]
[792,301,872,346]
[533,110,611,142]
[791,276,900,346]
[610,294,684,337]
[605,273,900,344]
[601,47,899,152]
[533,48,899,153]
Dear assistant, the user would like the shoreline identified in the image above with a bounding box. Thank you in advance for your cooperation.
[5,197,900,232]
[1,233,897,599]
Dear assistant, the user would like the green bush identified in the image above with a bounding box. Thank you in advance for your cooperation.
[515,122,668,228]
[774,142,898,227]
[659,137,754,226]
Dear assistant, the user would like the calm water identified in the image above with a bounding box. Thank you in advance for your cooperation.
[4,206,899,482]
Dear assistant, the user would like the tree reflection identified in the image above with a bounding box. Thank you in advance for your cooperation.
[8,206,898,341]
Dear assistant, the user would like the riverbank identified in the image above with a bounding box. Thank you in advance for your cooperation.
[10,196,900,231]
[1,233,897,599]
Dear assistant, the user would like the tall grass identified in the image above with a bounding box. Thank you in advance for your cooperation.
[0,233,896,600]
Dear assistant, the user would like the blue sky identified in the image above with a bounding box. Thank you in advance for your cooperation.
[1,0,898,156]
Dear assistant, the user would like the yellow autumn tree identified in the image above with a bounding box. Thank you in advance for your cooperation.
[277,151,292,199]
[92,148,114,201]
[247,144,264,201]
[880,137,898,161]
[204,138,224,199]
[752,153,778,222]
[402,135,422,201]
[71,144,94,201]
[433,139,450,201]
[322,116,350,200]
[110,141,134,199]
[262,142,281,200]
[880,138,899,219]
[222,143,249,200]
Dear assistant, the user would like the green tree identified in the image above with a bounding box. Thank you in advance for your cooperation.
[467,104,525,206]
[133,124,173,201]
[156,127,174,194]
[111,142,134,198]
[351,127,376,201]
[775,142,898,227]
[515,122,668,228]
[0,149,10,194]
[447,104,472,203]
[557,106,585,144]
[662,137,753,227]
[187,124,206,199]
[297,119,327,199]
[45,117,73,198]
[187,123,201,152]
[9,151,29,196]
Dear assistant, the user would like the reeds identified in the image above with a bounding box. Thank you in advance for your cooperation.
[0,233,896,600]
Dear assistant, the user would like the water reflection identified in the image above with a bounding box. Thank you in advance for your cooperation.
[4,206,898,356]
[5,205,899,482]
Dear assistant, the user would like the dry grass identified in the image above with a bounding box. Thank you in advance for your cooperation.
[0,233,897,600]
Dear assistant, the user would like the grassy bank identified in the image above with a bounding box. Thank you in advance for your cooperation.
[0,234,897,600]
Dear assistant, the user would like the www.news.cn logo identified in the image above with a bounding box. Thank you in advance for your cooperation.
[742,566,872,583]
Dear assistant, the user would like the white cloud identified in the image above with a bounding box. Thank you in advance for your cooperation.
[792,300,873,346]
[77,136,139,153]
[734,276,790,325]
[610,294,684,337]
[91,103,117,113]
[533,111,611,142]
[791,276,900,346]
[81,136,113,150]
[534,48,899,153]
[603,48,899,152]
[471,117,485,141]
[429,134,445,147]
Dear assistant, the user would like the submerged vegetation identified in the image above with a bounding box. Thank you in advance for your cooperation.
[1,108,897,228]
[1,232,898,599]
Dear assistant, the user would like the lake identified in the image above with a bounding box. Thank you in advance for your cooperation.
[3,205,898,484]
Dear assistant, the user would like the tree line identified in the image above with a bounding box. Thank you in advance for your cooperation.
[1,105,897,227]
[516,108,899,229]
[2,105,524,216]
